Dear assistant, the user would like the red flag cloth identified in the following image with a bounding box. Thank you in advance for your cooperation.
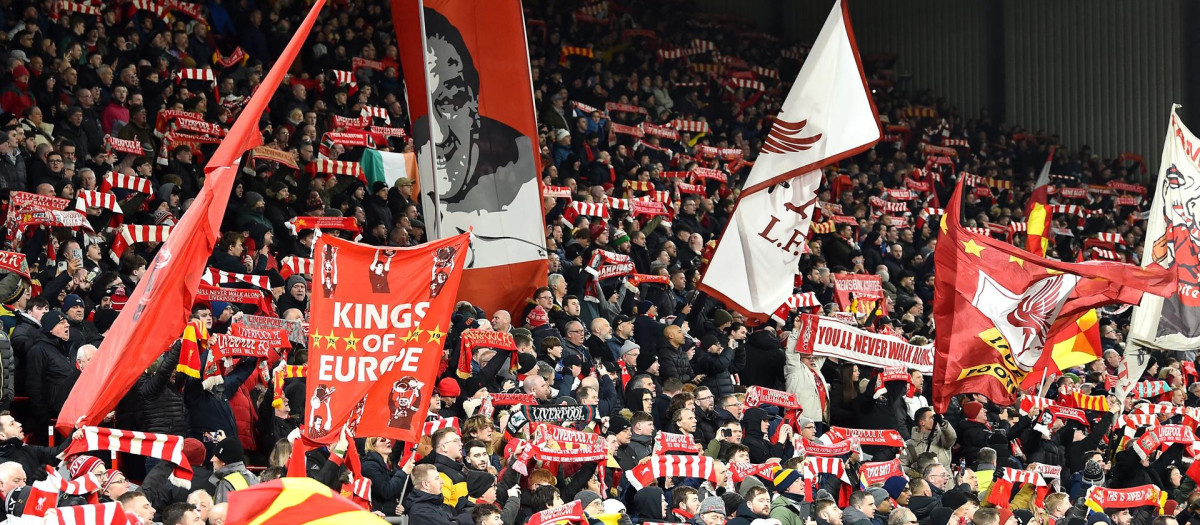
[303,233,469,445]
[225,477,388,525]
[931,178,1175,411]
[57,0,324,434]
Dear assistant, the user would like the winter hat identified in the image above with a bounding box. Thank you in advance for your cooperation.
[883,476,908,500]
[607,415,631,435]
[963,401,984,421]
[10,65,28,79]
[214,436,245,464]
[577,490,602,512]
[183,438,207,467]
[814,489,835,502]
[153,208,176,226]
[285,274,307,293]
[721,493,744,517]
[244,191,265,208]
[100,470,124,492]
[773,468,802,492]
[700,334,720,351]
[1082,459,1104,483]
[526,306,549,328]
[941,490,968,511]
[93,307,120,333]
[698,496,725,516]
[1013,510,1035,525]
[69,455,103,478]
[589,223,607,241]
[611,229,630,246]
[635,351,657,372]
[64,294,85,311]
[636,300,655,315]
[868,487,889,506]
[465,470,495,499]
[619,340,640,356]
[41,310,67,335]
[0,271,28,305]
[996,508,1015,525]
[796,416,814,432]
[713,310,733,328]
[555,129,570,141]
[437,377,461,397]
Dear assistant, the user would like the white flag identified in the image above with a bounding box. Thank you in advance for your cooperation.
[1128,105,1200,353]
[739,0,880,196]
[699,0,880,317]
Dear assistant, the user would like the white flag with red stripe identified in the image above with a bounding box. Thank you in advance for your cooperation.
[698,0,878,318]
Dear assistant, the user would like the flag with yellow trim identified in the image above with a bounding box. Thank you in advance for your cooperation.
[225,477,389,525]
[932,178,1175,410]
[1020,309,1104,390]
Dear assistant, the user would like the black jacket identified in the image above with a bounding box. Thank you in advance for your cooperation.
[138,344,188,436]
[742,408,791,463]
[362,450,408,516]
[694,344,735,396]
[739,330,786,391]
[25,333,75,440]
[0,437,68,482]
[406,489,466,525]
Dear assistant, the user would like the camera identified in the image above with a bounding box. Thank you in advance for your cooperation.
[933,414,944,426]
[721,428,733,438]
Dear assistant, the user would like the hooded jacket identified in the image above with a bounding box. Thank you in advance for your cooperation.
[742,408,791,464]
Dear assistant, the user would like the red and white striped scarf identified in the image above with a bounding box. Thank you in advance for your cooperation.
[75,190,122,214]
[421,417,460,436]
[45,466,101,495]
[751,65,779,79]
[281,256,313,279]
[627,455,717,489]
[56,502,129,525]
[130,0,167,20]
[101,172,153,194]
[347,476,372,508]
[728,78,766,92]
[56,0,100,17]
[670,120,710,133]
[203,267,271,290]
[309,159,364,180]
[111,224,171,260]
[360,105,391,125]
[1019,395,1055,415]
[175,68,216,83]
[331,70,356,86]
[567,201,609,220]
[62,427,192,481]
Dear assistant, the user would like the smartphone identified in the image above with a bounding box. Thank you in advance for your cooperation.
[71,248,82,261]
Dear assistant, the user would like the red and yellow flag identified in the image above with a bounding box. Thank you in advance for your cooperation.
[1021,309,1103,389]
[225,477,388,525]
[932,178,1174,410]
[1025,147,1056,256]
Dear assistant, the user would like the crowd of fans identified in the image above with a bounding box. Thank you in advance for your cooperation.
[0,0,1182,524]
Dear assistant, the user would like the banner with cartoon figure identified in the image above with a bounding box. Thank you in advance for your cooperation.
[1129,106,1200,355]
[306,232,469,444]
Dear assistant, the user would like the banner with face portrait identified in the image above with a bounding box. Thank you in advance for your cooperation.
[392,0,547,319]
[305,233,469,444]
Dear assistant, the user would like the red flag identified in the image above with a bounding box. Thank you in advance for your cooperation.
[1025,147,1056,256]
[932,178,1175,411]
[225,477,388,525]
[302,233,469,445]
[56,0,326,434]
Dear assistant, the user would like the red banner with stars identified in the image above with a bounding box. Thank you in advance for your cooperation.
[305,233,469,444]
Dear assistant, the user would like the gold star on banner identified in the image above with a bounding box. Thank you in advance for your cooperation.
[325,332,341,350]
[410,325,424,343]
[398,330,414,345]
[962,239,986,257]
[1047,268,1063,275]
[425,325,446,345]
[1009,255,1025,267]
[343,331,360,351]
[309,329,324,350]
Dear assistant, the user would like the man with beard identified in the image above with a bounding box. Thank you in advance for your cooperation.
[586,317,614,369]
[414,8,543,269]
[462,440,492,473]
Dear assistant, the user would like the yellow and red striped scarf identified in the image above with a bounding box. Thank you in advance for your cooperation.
[273,365,308,408]
[176,320,210,378]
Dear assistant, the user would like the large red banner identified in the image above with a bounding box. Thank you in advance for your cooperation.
[57,0,325,434]
[305,233,469,444]
[392,0,547,319]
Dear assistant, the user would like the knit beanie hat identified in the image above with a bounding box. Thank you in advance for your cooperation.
[69,455,103,478]
[526,306,549,328]
[963,401,984,421]
[577,490,602,512]
[214,437,244,464]
[612,229,630,246]
[698,496,725,516]
[773,468,802,492]
[712,309,733,327]
[465,470,495,499]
